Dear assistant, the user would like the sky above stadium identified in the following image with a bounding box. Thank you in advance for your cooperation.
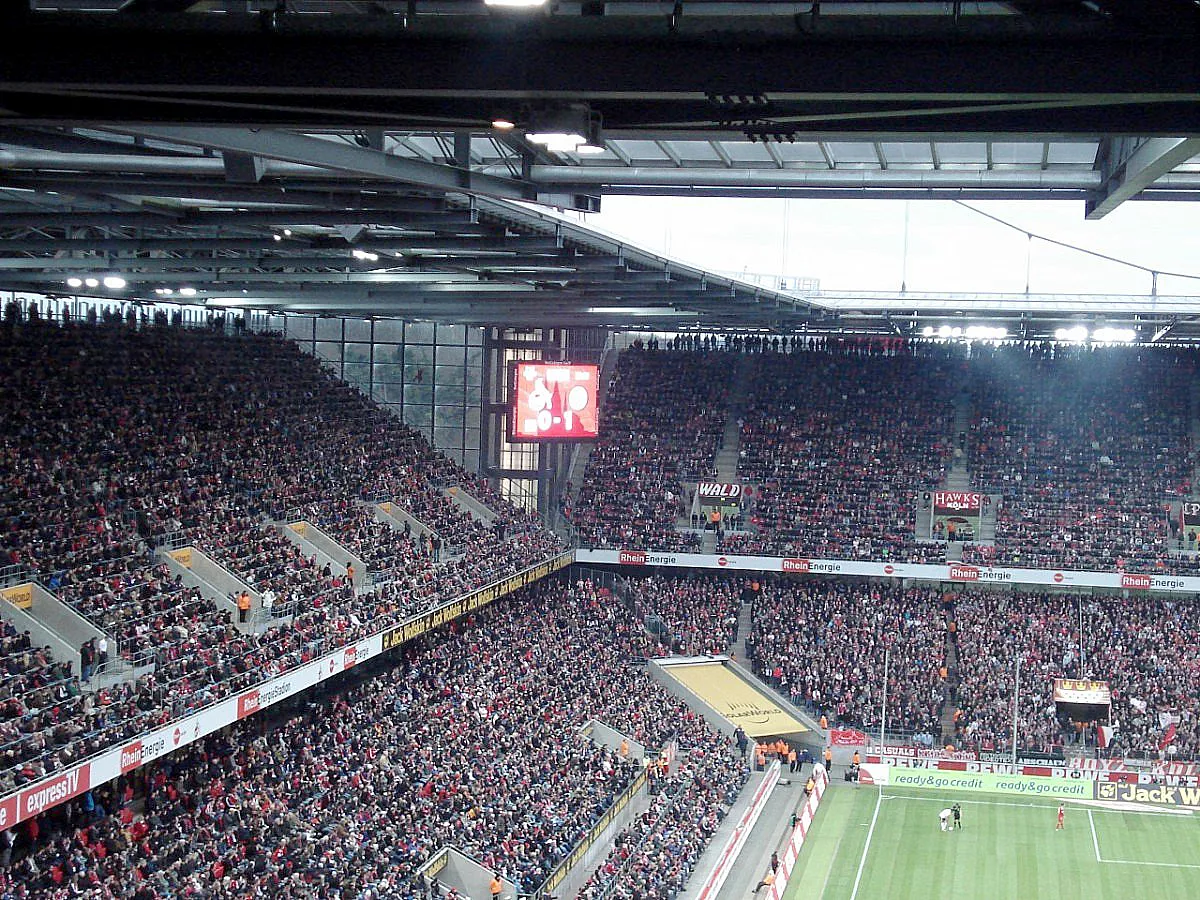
[583,199,1200,298]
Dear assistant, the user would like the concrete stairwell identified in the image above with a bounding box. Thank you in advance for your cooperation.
[715,355,752,484]
[944,392,972,491]
[680,355,752,548]
[0,578,134,687]
[940,629,960,745]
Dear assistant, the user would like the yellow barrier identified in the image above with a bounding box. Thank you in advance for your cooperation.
[1,583,33,610]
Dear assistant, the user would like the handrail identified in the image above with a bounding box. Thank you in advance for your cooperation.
[534,764,649,899]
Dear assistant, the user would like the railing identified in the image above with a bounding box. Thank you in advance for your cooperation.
[0,550,572,795]
[534,766,649,899]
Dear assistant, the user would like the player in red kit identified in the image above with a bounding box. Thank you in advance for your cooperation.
[1056,804,1065,830]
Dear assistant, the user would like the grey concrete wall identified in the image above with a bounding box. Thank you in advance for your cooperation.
[370,499,435,540]
[420,847,518,900]
[443,486,498,525]
[0,588,81,675]
[158,547,258,628]
[275,521,366,584]
[581,718,647,763]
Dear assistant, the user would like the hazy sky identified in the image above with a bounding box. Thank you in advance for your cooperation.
[583,198,1200,298]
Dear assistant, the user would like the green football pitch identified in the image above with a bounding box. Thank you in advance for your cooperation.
[783,784,1200,900]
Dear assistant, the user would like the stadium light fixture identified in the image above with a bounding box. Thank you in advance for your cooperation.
[103,276,127,289]
[1054,326,1088,343]
[84,277,100,288]
[492,118,516,131]
[283,229,292,237]
[66,277,83,289]
[921,326,934,337]
[484,0,549,7]
[937,325,952,338]
[527,104,593,153]
[1092,327,1136,343]
[352,249,380,262]
[179,287,198,297]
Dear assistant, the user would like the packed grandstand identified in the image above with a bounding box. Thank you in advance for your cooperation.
[3,315,1200,898]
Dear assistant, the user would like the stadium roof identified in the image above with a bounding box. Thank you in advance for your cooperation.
[2,1,1200,335]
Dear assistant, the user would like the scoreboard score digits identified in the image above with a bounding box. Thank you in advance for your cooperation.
[511,362,600,441]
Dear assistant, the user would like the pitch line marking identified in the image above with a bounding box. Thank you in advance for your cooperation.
[1088,810,1102,862]
[1100,859,1200,870]
[848,788,882,900]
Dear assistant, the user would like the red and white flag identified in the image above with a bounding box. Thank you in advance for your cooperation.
[1097,725,1116,749]
[1160,722,1178,750]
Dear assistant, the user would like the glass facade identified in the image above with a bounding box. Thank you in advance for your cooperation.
[258,314,484,472]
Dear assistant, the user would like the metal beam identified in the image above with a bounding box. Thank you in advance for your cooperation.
[109,126,534,202]
[1085,136,1200,218]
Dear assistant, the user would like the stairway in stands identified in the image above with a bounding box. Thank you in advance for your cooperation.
[696,355,752,553]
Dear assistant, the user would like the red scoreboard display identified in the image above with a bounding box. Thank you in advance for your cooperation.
[511,362,600,441]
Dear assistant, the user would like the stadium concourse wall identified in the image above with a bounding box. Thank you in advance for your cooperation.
[0,552,573,832]
[574,550,1200,594]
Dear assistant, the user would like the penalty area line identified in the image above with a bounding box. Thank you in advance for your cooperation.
[848,788,882,900]
[1088,810,1101,862]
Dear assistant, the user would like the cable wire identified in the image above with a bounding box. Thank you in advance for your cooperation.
[952,200,1200,283]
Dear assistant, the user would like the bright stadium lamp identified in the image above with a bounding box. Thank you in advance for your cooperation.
[485,0,548,7]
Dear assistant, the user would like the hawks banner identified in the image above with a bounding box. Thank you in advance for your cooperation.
[931,491,983,543]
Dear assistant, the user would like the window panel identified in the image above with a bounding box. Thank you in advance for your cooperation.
[405,382,434,407]
[374,319,404,342]
[434,403,464,428]
[343,362,371,388]
[315,318,343,341]
[434,426,462,450]
[405,404,433,429]
[372,382,404,405]
[436,323,465,344]
[435,363,466,387]
[345,319,372,342]
[437,345,465,368]
[315,342,342,365]
[404,343,434,367]
[344,342,371,364]
[372,363,404,384]
[286,317,315,341]
[406,321,435,343]
[374,344,402,365]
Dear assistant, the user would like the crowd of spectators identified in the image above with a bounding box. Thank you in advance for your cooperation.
[0,319,564,793]
[568,348,732,551]
[954,588,1200,757]
[623,574,742,658]
[0,577,746,900]
[962,346,1197,573]
[727,347,955,561]
[747,579,947,740]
